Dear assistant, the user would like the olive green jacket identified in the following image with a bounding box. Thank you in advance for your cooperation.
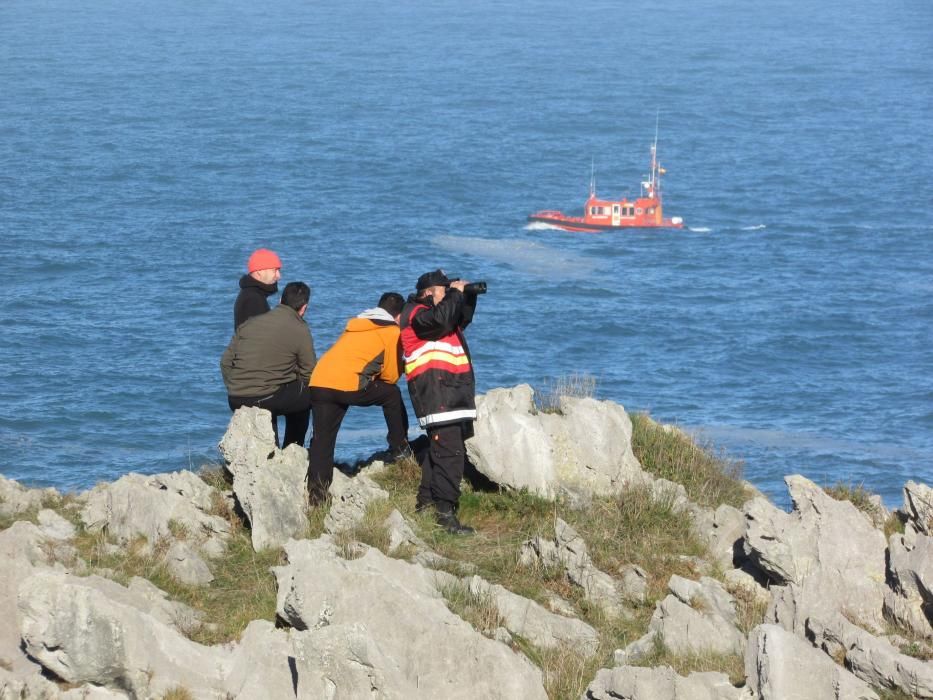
[220,305,317,397]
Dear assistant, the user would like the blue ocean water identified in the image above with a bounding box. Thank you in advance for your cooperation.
[1,0,931,507]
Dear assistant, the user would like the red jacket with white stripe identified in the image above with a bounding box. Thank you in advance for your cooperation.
[399,289,477,428]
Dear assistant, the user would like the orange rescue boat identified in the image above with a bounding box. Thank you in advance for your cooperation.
[528,139,684,231]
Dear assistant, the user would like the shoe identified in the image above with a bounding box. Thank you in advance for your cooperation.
[415,494,434,513]
[434,502,474,535]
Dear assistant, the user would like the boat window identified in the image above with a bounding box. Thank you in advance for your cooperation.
[636,208,643,215]
[613,205,620,214]
[589,206,596,215]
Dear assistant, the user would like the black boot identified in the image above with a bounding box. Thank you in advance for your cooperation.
[434,501,474,535]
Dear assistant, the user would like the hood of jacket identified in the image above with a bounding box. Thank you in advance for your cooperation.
[239,274,278,297]
[344,307,397,332]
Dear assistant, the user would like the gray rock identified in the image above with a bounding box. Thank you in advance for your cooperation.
[669,575,740,626]
[79,470,230,552]
[723,568,772,609]
[163,540,214,586]
[885,531,933,640]
[383,509,425,553]
[618,564,649,604]
[903,481,933,535]
[889,532,933,607]
[0,522,56,677]
[745,624,879,700]
[624,576,745,661]
[465,575,600,657]
[0,475,59,519]
[466,385,648,499]
[37,508,76,541]
[273,536,547,698]
[806,612,933,699]
[584,665,746,700]
[325,470,389,534]
[744,475,887,630]
[292,623,416,699]
[219,406,309,550]
[16,570,294,699]
[692,503,747,570]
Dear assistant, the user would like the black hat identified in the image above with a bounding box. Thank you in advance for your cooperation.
[416,269,450,291]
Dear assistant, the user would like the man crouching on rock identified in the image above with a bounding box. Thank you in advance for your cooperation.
[400,270,480,535]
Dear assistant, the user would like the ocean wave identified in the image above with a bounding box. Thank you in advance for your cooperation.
[688,226,712,233]
[741,224,767,231]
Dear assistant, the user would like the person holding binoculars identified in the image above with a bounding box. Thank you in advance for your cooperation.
[399,269,486,535]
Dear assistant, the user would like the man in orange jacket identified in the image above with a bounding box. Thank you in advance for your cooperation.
[306,292,411,505]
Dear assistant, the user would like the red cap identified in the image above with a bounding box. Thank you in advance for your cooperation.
[247,249,282,273]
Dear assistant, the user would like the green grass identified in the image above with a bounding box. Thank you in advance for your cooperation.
[630,413,749,509]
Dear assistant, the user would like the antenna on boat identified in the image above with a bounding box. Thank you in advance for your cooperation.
[589,157,596,197]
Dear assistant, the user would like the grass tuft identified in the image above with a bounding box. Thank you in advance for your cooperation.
[630,413,749,509]
[534,373,597,414]
[824,481,883,522]
[634,637,745,685]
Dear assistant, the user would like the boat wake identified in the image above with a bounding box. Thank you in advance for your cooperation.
[431,234,603,279]
[524,221,565,231]
[741,224,767,231]
[688,226,712,233]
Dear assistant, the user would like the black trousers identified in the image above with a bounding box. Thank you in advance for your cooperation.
[419,421,474,508]
[306,380,409,493]
[228,379,312,448]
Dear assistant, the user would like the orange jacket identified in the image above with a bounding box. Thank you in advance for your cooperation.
[309,309,402,391]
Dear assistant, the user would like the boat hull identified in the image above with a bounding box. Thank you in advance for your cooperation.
[528,212,684,232]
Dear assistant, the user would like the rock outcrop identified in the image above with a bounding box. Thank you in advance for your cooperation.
[466,385,647,499]
[745,475,887,631]
[218,406,309,550]
[273,536,548,699]
[2,388,932,700]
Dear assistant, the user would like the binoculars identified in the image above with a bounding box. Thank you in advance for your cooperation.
[449,279,487,295]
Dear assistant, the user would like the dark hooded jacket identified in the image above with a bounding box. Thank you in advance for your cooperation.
[399,289,477,428]
[234,275,278,330]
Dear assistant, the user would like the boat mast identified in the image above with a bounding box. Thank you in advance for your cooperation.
[652,111,661,202]
[589,158,596,197]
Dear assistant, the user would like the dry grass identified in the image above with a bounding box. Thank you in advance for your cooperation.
[731,586,769,635]
[824,481,884,522]
[439,581,504,636]
[160,688,195,700]
[534,373,598,414]
[633,637,746,685]
[630,413,749,509]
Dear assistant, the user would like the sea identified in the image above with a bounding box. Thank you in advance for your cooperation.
[1,0,931,508]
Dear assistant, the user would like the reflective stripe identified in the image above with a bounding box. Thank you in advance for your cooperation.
[405,350,471,375]
[404,339,466,363]
[419,408,477,427]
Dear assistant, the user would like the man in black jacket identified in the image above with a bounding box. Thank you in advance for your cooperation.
[234,248,282,330]
[399,270,479,535]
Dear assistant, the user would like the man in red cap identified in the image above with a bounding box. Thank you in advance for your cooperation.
[234,248,282,330]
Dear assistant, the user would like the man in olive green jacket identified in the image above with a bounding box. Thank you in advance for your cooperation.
[221,281,316,447]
